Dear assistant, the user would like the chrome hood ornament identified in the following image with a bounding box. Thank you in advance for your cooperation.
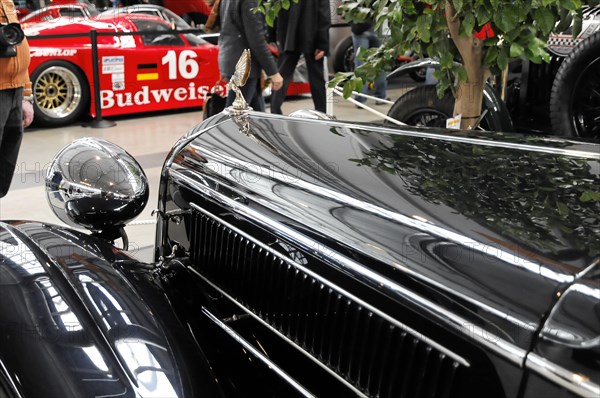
[226,49,252,115]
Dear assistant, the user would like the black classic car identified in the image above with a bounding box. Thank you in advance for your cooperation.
[1,55,599,397]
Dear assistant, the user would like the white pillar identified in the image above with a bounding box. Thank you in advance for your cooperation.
[324,56,334,116]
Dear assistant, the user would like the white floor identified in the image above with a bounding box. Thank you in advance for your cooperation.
[0,82,413,262]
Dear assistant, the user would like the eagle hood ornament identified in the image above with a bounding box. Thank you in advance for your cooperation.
[226,49,252,115]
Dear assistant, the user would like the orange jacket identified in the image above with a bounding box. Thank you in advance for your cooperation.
[0,0,31,96]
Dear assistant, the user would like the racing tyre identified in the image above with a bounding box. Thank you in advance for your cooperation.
[550,30,600,139]
[31,61,89,127]
[387,85,511,131]
[333,36,355,73]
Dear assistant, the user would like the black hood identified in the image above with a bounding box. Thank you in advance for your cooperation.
[165,112,600,356]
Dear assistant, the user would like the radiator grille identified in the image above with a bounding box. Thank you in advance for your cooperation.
[190,209,466,397]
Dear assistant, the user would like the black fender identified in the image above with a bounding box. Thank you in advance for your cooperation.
[482,82,515,132]
[0,220,225,398]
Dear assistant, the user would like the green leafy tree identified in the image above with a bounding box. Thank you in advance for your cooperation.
[258,0,598,129]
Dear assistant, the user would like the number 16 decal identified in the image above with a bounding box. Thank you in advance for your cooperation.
[162,50,199,79]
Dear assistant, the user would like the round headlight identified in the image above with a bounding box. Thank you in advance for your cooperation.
[45,138,149,231]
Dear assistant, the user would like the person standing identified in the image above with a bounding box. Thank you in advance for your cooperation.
[218,0,283,111]
[269,0,330,114]
[351,19,388,105]
[0,0,34,198]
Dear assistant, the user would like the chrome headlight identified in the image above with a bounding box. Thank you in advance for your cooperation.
[45,138,149,232]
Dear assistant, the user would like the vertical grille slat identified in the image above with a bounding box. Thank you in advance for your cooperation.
[315,287,334,361]
[259,251,272,318]
[301,279,316,349]
[189,210,468,397]
[290,269,303,341]
[222,229,231,274]
[324,292,342,365]
[360,314,382,392]
[398,337,420,398]
[373,325,395,397]
[332,298,352,370]
[292,273,308,343]
[207,219,215,261]
[199,213,208,259]
[286,269,298,340]
[309,283,321,351]
[214,225,225,281]
[339,305,361,377]
[250,247,264,311]
[263,253,276,321]
[439,361,461,398]
[424,352,444,398]
[350,310,371,384]
[217,224,227,270]
[412,345,433,397]
[238,241,250,303]
[272,259,287,329]
[385,329,409,398]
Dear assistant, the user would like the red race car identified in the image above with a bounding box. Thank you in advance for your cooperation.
[25,13,222,127]
[25,8,310,127]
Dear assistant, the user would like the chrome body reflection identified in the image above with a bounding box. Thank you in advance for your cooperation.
[45,138,149,231]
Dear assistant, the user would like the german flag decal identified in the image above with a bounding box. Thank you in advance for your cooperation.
[137,63,158,81]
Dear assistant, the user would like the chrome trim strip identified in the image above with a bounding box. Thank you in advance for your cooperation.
[0,359,23,398]
[172,169,527,366]
[201,308,316,398]
[194,270,367,397]
[245,112,600,159]
[190,202,469,367]
[576,258,600,280]
[526,353,600,397]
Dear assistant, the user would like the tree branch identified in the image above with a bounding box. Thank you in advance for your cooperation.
[445,1,483,76]
[445,1,462,45]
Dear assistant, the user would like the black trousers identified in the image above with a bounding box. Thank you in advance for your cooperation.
[270,51,326,114]
[0,88,24,198]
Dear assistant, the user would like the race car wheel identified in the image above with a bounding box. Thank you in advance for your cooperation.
[333,36,355,73]
[550,31,600,139]
[31,61,89,127]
